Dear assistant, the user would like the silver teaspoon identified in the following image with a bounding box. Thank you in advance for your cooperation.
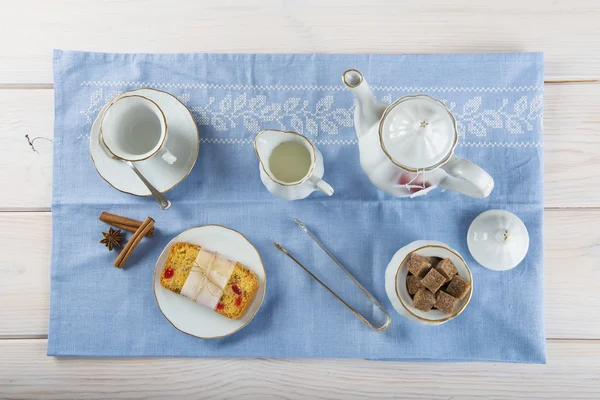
[99,136,171,210]
[123,160,171,210]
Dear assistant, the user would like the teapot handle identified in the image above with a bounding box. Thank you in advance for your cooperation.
[438,155,494,198]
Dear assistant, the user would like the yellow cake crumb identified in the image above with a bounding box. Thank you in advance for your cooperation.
[159,242,259,320]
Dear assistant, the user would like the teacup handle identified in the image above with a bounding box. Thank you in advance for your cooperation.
[309,176,334,196]
[439,155,494,198]
[159,147,177,165]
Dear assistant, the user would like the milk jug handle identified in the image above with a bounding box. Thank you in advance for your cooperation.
[309,176,334,196]
[438,155,494,198]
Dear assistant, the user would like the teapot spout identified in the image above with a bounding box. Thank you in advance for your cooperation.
[343,69,385,139]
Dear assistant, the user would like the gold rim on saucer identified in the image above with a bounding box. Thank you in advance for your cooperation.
[152,224,267,340]
[394,244,473,323]
[89,87,200,197]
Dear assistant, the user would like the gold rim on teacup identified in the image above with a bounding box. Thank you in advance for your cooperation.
[394,244,473,323]
[89,88,200,197]
[152,224,267,340]
[100,94,169,162]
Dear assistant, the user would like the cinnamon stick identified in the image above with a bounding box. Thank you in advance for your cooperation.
[114,217,155,269]
[100,212,154,237]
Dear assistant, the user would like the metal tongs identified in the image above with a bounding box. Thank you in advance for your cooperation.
[274,219,391,332]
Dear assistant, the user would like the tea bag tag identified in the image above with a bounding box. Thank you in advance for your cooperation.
[402,170,437,198]
[409,184,437,198]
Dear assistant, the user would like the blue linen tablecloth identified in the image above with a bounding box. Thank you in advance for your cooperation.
[49,50,545,363]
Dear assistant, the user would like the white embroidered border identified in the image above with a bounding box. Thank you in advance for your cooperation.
[459,141,543,148]
[82,89,542,138]
[80,88,543,147]
[187,93,542,137]
[199,138,543,148]
[81,80,543,93]
[78,133,540,148]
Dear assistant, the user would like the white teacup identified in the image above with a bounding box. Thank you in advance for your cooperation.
[100,95,177,164]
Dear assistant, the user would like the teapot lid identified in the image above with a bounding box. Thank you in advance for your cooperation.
[379,95,457,171]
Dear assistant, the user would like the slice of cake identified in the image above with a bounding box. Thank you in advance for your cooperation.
[160,242,259,319]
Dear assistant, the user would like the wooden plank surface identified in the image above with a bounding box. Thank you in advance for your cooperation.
[1,84,600,210]
[0,213,50,338]
[1,210,599,339]
[1,0,600,83]
[1,0,600,398]
[0,90,53,211]
[1,339,599,400]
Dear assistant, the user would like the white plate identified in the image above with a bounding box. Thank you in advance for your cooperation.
[384,240,472,326]
[90,88,199,196]
[153,225,267,339]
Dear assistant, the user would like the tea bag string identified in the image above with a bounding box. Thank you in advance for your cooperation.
[404,169,426,190]
[184,253,227,301]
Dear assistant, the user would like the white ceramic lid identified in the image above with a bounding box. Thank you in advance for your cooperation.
[379,95,457,171]
[467,210,530,271]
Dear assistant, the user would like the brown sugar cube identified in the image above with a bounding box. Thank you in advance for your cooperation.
[445,275,471,300]
[420,268,446,293]
[413,289,436,312]
[435,291,459,314]
[439,281,450,292]
[406,275,426,295]
[435,258,458,280]
[406,253,432,278]
[429,257,442,268]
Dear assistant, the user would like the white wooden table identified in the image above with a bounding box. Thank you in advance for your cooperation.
[1,1,599,398]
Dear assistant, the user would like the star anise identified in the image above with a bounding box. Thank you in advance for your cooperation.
[100,227,123,251]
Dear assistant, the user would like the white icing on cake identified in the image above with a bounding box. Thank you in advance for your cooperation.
[180,248,236,310]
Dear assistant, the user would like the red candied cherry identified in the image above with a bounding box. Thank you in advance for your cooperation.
[235,296,243,307]
[232,284,242,295]
[216,302,225,310]
[163,268,175,279]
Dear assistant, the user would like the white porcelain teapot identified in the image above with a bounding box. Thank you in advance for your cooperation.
[343,69,494,198]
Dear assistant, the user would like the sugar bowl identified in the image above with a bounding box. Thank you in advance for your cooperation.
[384,240,473,326]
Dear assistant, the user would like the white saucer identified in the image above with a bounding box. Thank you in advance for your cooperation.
[384,240,472,326]
[89,88,199,196]
[153,225,267,339]
[467,210,530,271]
